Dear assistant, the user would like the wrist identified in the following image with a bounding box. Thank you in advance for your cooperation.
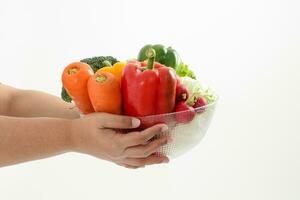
[67,118,84,152]
[63,118,78,152]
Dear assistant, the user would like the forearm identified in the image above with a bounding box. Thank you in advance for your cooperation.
[9,89,80,119]
[0,115,72,167]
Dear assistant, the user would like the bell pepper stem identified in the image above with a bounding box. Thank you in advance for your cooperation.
[146,48,156,70]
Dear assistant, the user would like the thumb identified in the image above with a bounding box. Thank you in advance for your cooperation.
[89,112,140,129]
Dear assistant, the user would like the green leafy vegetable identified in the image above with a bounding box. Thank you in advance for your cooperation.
[175,63,196,79]
[201,87,217,104]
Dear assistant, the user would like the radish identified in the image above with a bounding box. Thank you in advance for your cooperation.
[193,97,207,108]
[175,101,196,123]
[176,82,189,102]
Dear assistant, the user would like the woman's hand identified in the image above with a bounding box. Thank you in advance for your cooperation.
[69,113,171,169]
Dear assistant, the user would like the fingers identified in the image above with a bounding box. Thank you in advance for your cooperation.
[117,163,141,169]
[124,134,171,158]
[93,113,140,129]
[120,124,168,147]
[123,154,169,168]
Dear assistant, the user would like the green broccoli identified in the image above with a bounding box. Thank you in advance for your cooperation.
[80,56,118,72]
[61,56,119,103]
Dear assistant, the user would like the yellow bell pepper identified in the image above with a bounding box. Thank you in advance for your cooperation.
[98,61,126,83]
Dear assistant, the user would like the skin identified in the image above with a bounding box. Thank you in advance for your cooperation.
[0,84,170,168]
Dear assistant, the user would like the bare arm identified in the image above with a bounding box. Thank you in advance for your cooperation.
[0,113,169,168]
[0,115,72,167]
[0,84,79,119]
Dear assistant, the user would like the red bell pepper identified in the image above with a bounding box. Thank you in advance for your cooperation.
[122,48,177,117]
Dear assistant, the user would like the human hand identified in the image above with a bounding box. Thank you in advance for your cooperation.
[69,113,171,169]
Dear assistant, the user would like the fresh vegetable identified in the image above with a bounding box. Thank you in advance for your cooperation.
[59,45,216,121]
[201,88,217,104]
[180,76,217,106]
[122,48,177,117]
[175,101,196,123]
[98,61,126,83]
[176,62,196,79]
[61,86,72,103]
[62,62,94,114]
[60,56,119,103]
[180,76,203,106]
[176,80,189,102]
[193,97,207,109]
[80,56,118,73]
[137,44,181,69]
[88,71,122,114]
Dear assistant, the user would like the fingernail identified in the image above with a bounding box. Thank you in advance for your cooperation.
[160,125,168,132]
[131,118,140,128]
[162,158,169,163]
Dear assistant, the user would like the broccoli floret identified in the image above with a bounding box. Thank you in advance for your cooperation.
[80,56,118,72]
[61,87,72,103]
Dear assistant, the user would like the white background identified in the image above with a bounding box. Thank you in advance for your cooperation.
[0,0,299,199]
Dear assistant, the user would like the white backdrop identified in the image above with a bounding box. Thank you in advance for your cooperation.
[0,0,299,199]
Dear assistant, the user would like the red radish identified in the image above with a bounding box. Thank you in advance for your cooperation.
[176,83,189,102]
[193,97,207,108]
[175,101,196,123]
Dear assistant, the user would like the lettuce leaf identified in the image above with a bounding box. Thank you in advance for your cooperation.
[176,63,196,79]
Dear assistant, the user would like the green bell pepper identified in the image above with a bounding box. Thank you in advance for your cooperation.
[137,44,181,69]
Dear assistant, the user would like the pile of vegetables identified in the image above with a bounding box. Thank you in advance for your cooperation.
[61,44,216,123]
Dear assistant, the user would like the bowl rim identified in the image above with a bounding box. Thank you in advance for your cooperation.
[138,94,219,119]
[73,95,219,118]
